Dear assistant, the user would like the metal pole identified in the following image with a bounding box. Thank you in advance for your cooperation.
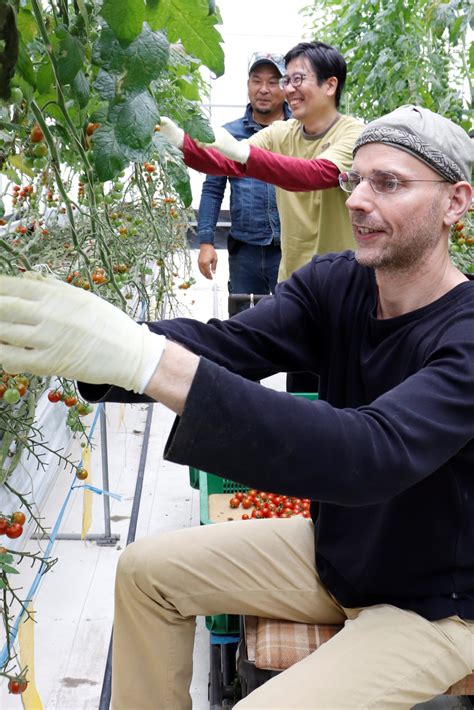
[95,404,119,546]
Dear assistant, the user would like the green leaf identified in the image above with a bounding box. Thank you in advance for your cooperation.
[0,564,19,575]
[16,40,36,88]
[176,76,200,101]
[183,114,214,142]
[91,124,128,181]
[101,0,145,45]
[94,69,118,101]
[57,31,85,85]
[72,70,90,108]
[36,62,54,94]
[146,0,224,76]
[166,158,192,207]
[92,27,125,72]
[9,154,34,177]
[122,26,169,91]
[4,167,21,185]
[112,91,159,161]
[16,8,38,44]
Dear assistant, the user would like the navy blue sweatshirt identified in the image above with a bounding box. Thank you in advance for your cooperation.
[79,252,474,621]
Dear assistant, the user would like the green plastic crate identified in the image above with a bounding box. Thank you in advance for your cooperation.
[188,466,200,489]
[199,391,318,635]
[199,470,249,526]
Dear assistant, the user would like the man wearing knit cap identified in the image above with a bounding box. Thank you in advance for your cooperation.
[1,106,474,708]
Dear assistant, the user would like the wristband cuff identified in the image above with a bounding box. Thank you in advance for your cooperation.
[137,327,167,394]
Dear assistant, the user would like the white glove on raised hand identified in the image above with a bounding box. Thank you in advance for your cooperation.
[198,126,250,164]
[0,273,166,393]
[159,117,185,150]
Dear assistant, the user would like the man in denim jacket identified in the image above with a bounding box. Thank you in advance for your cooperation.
[197,52,291,309]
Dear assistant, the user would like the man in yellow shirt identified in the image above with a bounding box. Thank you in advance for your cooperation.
[162,41,363,282]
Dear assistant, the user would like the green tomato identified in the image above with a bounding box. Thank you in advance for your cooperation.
[3,388,20,404]
[33,143,48,158]
[33,156,48,170]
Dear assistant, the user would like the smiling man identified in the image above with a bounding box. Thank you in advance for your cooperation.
[196,52,290,308]
[163,41,362,283]
[1,106,474,710]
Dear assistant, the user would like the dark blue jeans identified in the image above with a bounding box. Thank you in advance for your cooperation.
[228,237,281,313]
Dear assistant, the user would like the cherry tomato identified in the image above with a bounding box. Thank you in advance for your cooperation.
[3,388,20,404]
[229,497,240,509]
[6,523,23,539]
[0,383,7,398]
[76,468,88,480]
[8,678,28,694]
[241,498,252,510]
[241,514,250,520]
[48,390,62,403]
[30,123,44,143]
[0,518,8,534]
[12,511,26,525]
[64,395,77,407]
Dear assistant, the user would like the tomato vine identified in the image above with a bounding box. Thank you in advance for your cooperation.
[0,0,224,691]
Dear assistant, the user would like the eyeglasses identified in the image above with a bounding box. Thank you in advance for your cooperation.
[278,72,308,90]
[338,170,448,194]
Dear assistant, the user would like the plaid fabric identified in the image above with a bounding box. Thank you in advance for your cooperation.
[245,616,474,694]
[246,617,342,671]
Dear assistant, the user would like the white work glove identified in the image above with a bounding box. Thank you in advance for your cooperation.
[198,127,250,164]
[159,116,185,150]
[0,273,166,393]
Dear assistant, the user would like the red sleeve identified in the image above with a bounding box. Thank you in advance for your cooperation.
[182,133,340,191]
[183,133,247,177]
[246,145,340,191]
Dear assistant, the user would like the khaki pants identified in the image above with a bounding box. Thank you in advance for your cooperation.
[112,517,474,709]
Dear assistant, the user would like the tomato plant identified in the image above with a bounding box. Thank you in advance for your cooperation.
[0,0,224,691]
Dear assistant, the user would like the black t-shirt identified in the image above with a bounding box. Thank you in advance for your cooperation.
[81,251,474,620]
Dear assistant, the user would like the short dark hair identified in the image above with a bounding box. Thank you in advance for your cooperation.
[284,41,347,107]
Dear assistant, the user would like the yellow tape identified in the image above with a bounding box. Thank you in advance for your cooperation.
[81,446,93,540]
[117,402,126,431]
[19,604,43,709]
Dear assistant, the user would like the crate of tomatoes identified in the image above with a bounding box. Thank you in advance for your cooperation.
[200,472,312,525]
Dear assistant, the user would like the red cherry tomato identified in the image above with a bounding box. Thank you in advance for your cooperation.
[6,523,23,539]
[0,518,8,534]
[8,678,28,694]
[48,390,62,403]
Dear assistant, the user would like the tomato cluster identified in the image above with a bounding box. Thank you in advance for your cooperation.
[228,490,312,520]
[0,371,30,405]
[0,511,26,539]
[451,220,474,248]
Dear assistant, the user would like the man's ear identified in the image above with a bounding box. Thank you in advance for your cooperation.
[326,76,338,98]
[445,182,472,227]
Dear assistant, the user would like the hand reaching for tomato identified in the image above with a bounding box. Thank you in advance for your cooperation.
[0,272,166,393]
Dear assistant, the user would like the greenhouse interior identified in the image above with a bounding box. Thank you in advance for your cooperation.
[0,0,473,708]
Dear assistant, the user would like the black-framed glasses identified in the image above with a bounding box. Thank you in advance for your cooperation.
[278,72,308,90]
[339,170,449,194]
